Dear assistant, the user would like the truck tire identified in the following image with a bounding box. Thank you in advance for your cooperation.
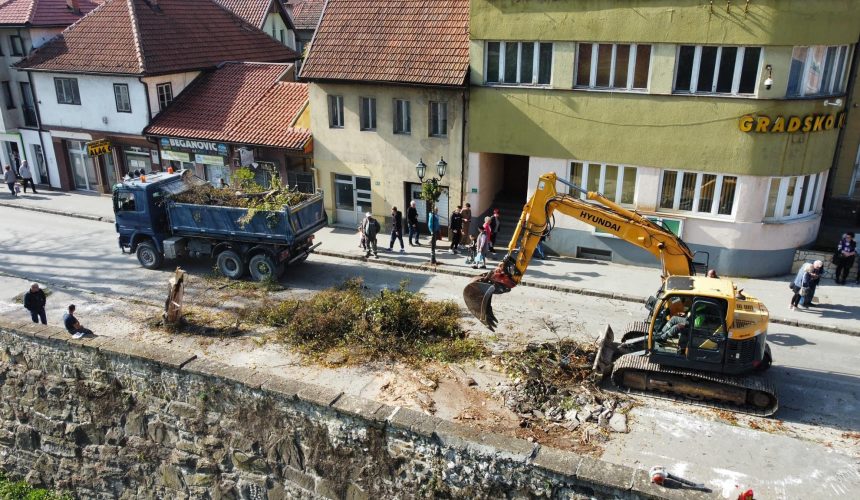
[217,250,246,280]
[136,241,163,270]
[249,254,277,282]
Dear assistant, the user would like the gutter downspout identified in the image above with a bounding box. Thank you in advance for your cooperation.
[27,70,54,187]
[460,88,468,207]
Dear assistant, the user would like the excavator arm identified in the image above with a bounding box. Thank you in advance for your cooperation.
[464,172,696,329]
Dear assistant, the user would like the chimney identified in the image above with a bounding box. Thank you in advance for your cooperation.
[66,0,81,14]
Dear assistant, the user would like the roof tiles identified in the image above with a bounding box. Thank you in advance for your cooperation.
[145,62,310,150]
[215,0,271,27]
[17,0,297,75]
[300,0,469,87]
[288,0,321,30]
[0,0,99,27]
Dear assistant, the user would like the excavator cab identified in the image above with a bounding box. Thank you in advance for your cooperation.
[648,294,729,370]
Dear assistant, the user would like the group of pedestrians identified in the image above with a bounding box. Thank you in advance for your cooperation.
[788,232,860,310]
[3,161,38,197]
[21,283,93,338]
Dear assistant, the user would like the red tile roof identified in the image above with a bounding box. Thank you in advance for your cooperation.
[0,0,100,27]
[300,0,469,87]
[215,0,272,28]
[145,62,311,150]
[287,0,321,30]
[17,0,298,75]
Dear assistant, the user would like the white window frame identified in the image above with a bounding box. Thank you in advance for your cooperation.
[568,161,638,207]
[113,83,131,113]
[673,45,762,96]
[54,77,80,105]
[788,45,851,97]
[574,43,652,91]
[763,173,823,221]
[658,169,738,218]
[359,96,376,131]
[393,99,411,135]
[156,83,173,111]
[328,95,344,128]
[484,41,552,86]
[429,101,448,137]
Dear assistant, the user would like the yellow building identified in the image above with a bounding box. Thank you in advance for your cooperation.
[300,0,470,230]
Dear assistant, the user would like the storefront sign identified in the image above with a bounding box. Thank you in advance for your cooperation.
[739,112,846,133]
[160,137,229,157]
[161,150,190,162]
[86,139,111,156]
[195,154,224,166]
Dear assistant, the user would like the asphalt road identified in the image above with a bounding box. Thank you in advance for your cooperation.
[1,206,859,498]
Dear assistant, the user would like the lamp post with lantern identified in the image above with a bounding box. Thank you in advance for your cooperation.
[415,157,447,264]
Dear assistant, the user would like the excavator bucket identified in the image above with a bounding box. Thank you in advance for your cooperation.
[463,277,499,331]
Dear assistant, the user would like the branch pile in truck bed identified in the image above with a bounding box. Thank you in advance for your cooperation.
[170,183,313,209]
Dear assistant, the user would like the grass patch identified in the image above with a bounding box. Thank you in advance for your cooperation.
[243,278,487,364]
[0,471,71,500]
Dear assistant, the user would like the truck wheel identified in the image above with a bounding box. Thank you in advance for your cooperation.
[249,254,277,282]
[217,250,246,280]
[136,241,163,270]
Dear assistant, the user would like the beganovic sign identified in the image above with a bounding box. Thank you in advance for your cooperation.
[160,137,229,157]
[739,112,846,133]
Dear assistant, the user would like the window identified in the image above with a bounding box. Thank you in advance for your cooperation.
[764,173,823,220]
[10,35,24,56]
[429,101,448,137]
[674,45,761,95]
[575,43,651,90]
[659,170,737,216]
[485,41,553,85]
[569,161,638,205]
[156,83,173,111]
[394,99,411,134]
[54,77,80,105]
[328,95,344,128]
[113,83,131,113]
[114,191,137,212]
[2,82,13,109]
[786,45,850,97]
[359,97,376,131]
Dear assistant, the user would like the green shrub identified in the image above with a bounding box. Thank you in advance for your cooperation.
[0,471,72,500]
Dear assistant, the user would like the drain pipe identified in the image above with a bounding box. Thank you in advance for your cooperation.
[27,70,54,188]
[460,88,468,206]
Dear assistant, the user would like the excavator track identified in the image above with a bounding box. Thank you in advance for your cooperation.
[611,353,778,417]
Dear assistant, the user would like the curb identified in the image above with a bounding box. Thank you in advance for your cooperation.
[2,202,857,337]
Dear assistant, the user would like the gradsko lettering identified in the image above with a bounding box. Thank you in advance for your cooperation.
[580,211,621,232]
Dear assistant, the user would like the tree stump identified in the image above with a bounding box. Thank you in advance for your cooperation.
[164,267,187,325]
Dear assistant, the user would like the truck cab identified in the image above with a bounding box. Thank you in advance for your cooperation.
[113,171,186,258]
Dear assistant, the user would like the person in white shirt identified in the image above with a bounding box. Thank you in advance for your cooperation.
[18,160,37,193]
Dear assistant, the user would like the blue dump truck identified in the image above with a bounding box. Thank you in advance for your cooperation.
[113,170,327,281]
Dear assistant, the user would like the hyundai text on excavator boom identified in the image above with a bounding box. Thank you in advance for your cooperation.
[463,173,777,416]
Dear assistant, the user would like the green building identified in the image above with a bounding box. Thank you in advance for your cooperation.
[465,0,860,277]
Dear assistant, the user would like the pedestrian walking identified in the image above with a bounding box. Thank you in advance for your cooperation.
[790,263,813,310]
[802,260,823,308]
[361,212,380,258]
[18,160,37,193]
[473,227,490,269]
[482,216,493,252]
[489,208,501,252]
[388,206,405,252]
[3,165,16,197]
[460,203,472,237]
[428,206,440,264]
[449,206,463,253]
[407,200,420,246]
[63,305,93,339]
[23,283,47,325]
[834,232,856,285]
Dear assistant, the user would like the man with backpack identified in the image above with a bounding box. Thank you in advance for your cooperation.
[362,212,380,258]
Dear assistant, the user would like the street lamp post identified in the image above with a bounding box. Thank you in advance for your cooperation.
[416,157,447,264]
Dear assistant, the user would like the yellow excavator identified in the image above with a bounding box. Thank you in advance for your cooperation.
[464,172,777,416]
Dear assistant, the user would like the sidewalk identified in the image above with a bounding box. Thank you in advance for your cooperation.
[2,189,858,335]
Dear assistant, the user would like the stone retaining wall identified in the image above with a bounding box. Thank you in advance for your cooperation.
[792,249,858,280]
[0,318,710,499]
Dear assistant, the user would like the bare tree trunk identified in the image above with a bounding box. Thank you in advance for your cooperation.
[164,267,186,325]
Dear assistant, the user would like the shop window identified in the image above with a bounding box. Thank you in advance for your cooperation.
[570,161,637,205]
[394,99,411,135]
[114,83,131,113]
[659,170,737,216]
[2,81,13,109]
[786,45,850,97]
[575,43,651,90]
[674,45,761,95]
[485,41,552,85]
[328,95,344,128]
[54,77,80,105]
[156,83,173,111]
[360,97,376,131]
[10,35,24,56]
[287,171,315,193]
[764,173,822,220]
[429,101,448,137]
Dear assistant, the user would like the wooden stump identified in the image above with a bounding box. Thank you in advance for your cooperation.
[164,267,187,325]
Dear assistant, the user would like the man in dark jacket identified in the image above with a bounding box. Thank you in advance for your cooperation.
[406,200,420,246]
[388,206,405,252]
[23,283,47,324]
[449,206,463,253]
[63,304,93,338]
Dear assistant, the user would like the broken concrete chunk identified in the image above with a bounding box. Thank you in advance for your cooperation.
[609,413,628,433]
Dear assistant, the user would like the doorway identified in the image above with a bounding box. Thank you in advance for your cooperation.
[334,173,372,226]
[99,152,118,192]
[67,140,98,191]
[405,182,449,231]
[501,154,529,203]
[3,141,20,174]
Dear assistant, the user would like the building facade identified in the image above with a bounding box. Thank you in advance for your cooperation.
[216,0,297,50]
[467,0,860,277]
[301,0,469,230]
